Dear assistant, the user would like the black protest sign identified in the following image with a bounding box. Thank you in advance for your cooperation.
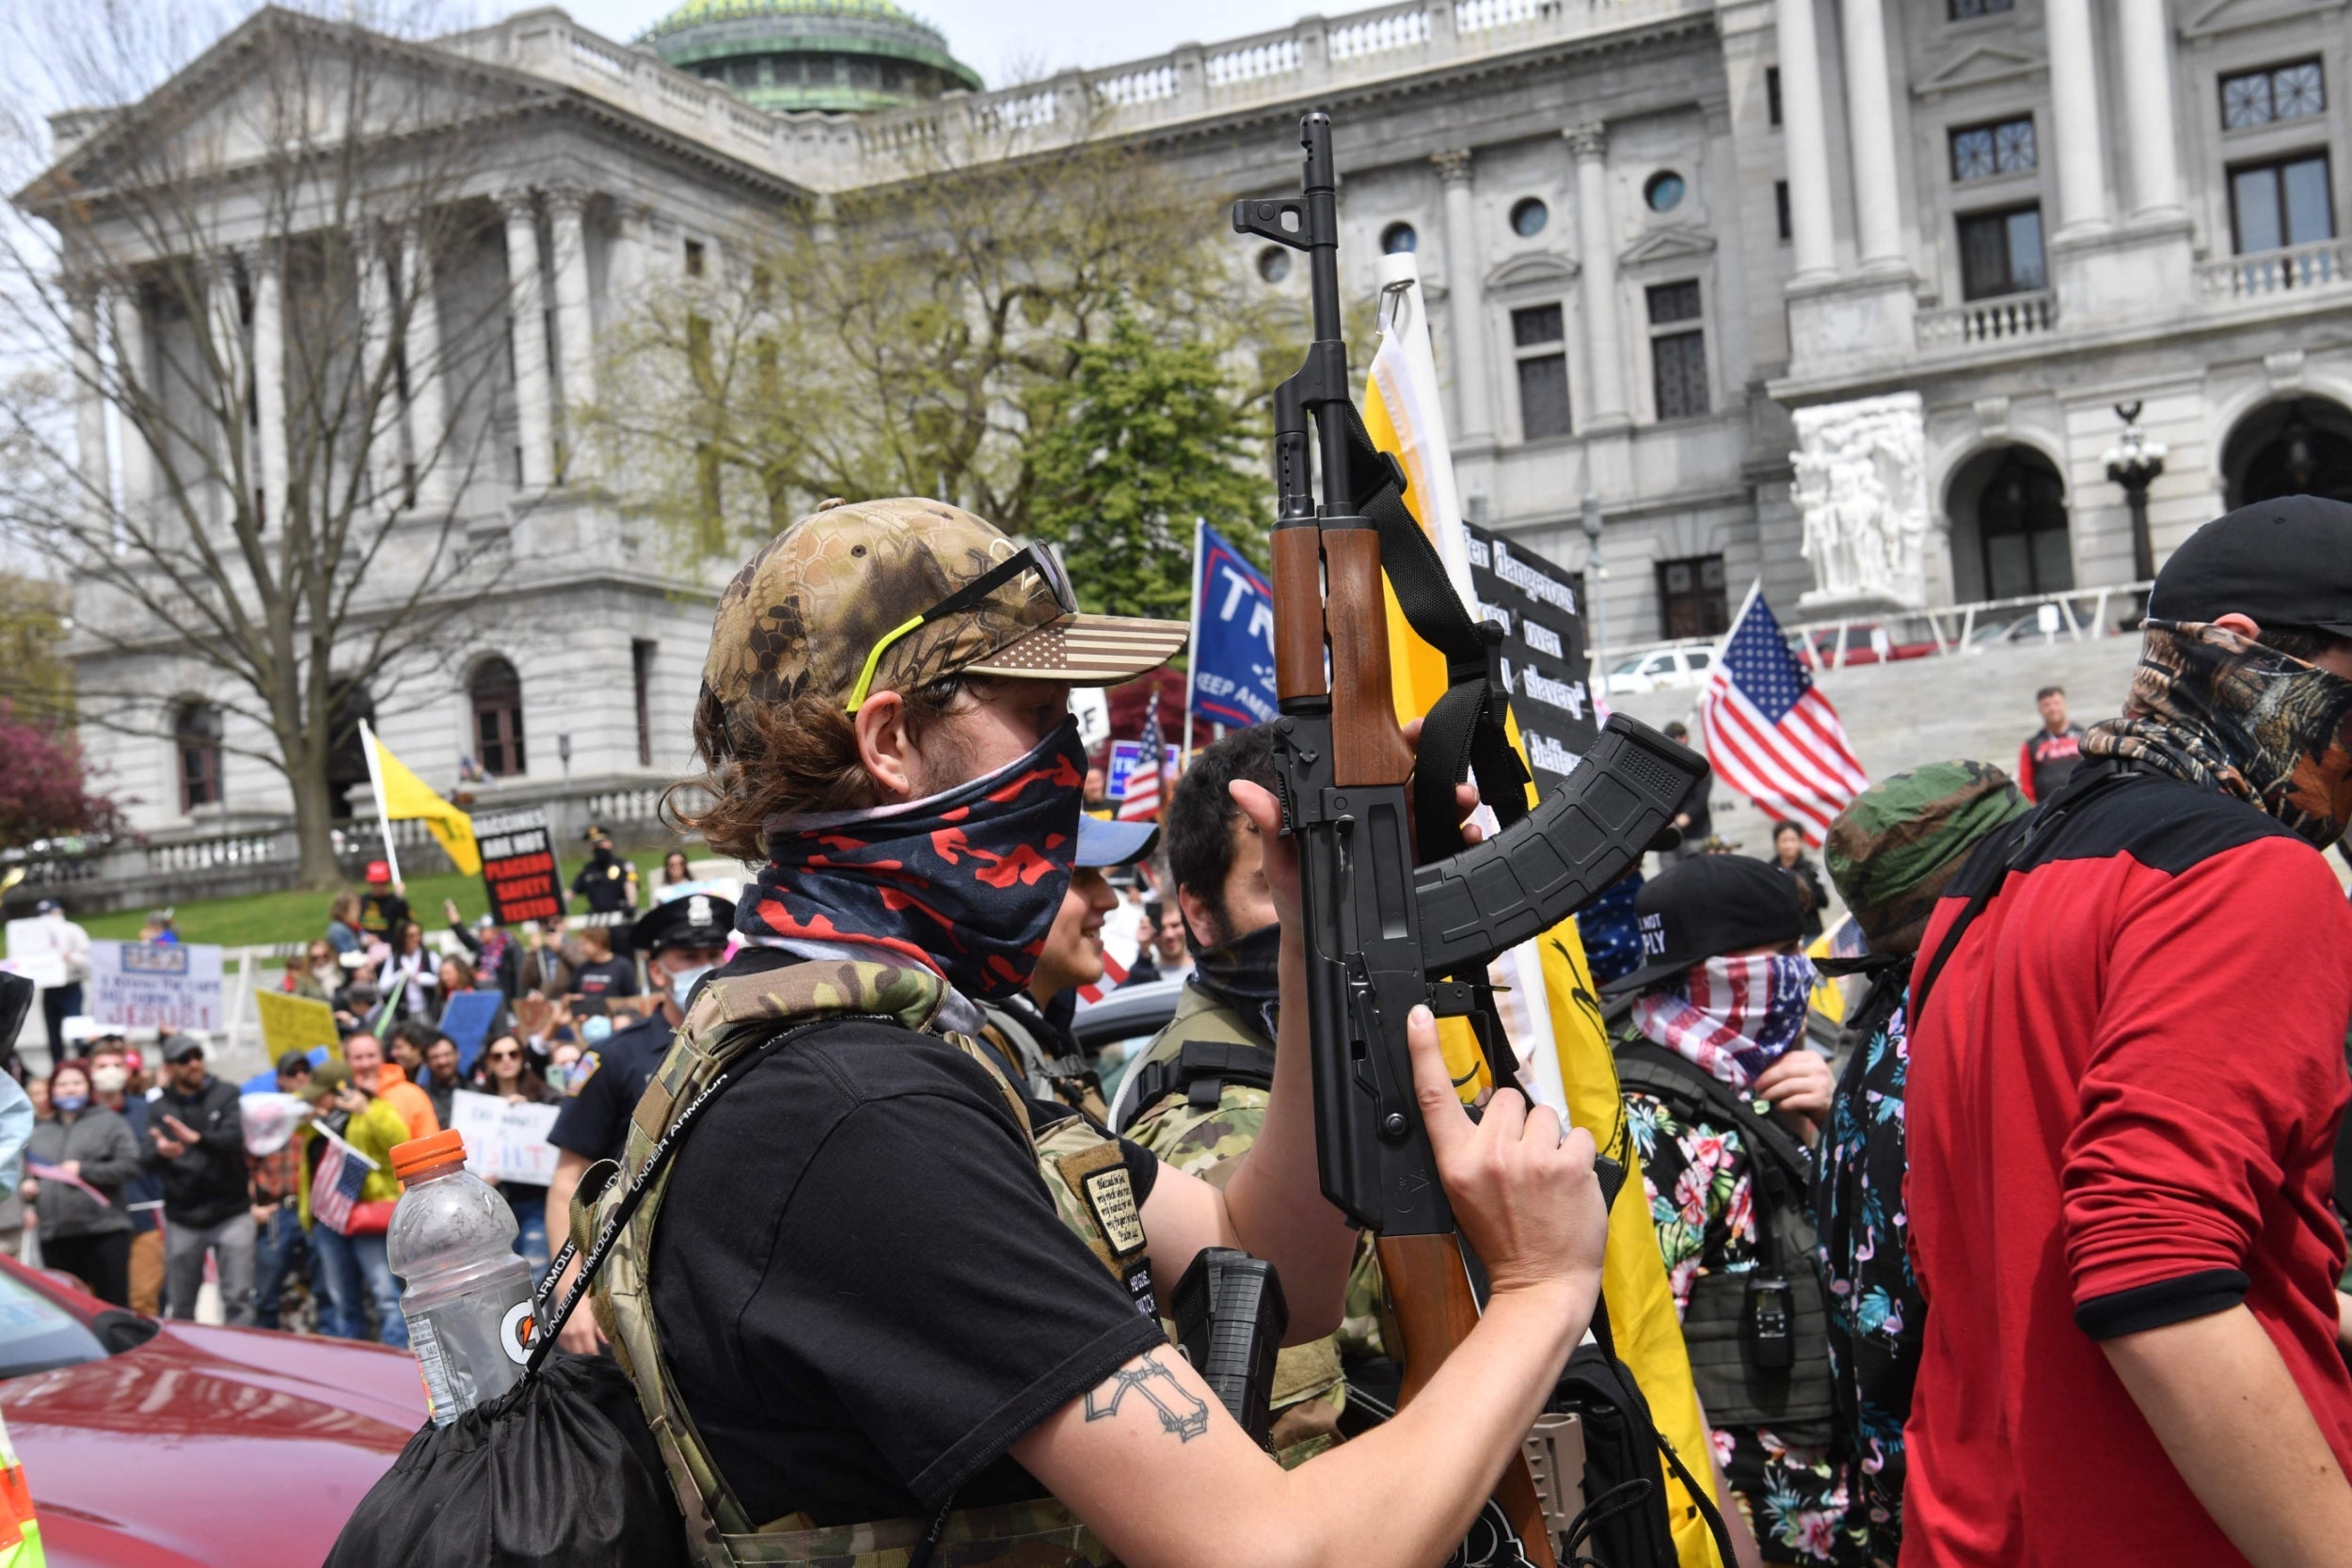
[1464,523,1597,800]
[475,808,567,927]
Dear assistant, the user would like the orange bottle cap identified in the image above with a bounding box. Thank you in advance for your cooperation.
[391,1129,468,1183]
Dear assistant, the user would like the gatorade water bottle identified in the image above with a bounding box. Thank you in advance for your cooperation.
[387,1130,537,1426]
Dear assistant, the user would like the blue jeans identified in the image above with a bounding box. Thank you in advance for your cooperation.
[252,1205,310,1330]
[313,1225,406,1349]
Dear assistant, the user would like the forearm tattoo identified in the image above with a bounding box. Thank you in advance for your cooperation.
[1084,1350,1209,1442]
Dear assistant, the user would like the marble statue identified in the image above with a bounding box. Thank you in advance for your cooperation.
[1790,392,1931,611]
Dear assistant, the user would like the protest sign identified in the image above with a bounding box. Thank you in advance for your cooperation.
[1464,522,1597,799]
[256,990,341,1065]
[437,990,505,1075]
[2,921,69,992]
[1188,524,1279,728]
[449,1089,561,1186]
[474,808,566,927]
[88,942,224,1032]
[1105,739,1145,803]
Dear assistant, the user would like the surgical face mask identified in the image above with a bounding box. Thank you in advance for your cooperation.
[90,1066,127,1095]
[582,1014,613,1045]
[52,1093,87,1114]
[669,963,714,1010]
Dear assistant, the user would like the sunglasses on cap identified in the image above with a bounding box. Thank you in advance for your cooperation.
[844,542,1078,714]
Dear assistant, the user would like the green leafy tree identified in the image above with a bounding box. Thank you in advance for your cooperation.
[1025,310,1269,621]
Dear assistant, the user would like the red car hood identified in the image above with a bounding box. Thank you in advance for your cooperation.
[0,1322,423,1568]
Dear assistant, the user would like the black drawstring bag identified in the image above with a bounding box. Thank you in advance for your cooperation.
[326,1350,689,1568]
[323,1022,840,1568]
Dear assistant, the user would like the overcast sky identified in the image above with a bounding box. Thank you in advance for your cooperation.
[542,0,1287,87]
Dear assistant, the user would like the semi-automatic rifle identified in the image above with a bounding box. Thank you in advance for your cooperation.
[1232,112,1708,1567]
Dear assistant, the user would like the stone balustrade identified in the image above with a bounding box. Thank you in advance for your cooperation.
[1915,290,2058,350]
[440,0,1697,194]
[2195,240,2351,300]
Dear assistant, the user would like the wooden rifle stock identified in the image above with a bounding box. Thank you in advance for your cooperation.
[1322,529,1416,790]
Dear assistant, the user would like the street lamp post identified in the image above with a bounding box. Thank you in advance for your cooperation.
[1581,491,1609,703]
[557,730,573,847]
[2104,401,2169,583]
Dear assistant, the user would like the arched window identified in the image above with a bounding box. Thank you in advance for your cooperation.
[174,702,223,813]
[470,657,527,778]
[1976,448,2073,599]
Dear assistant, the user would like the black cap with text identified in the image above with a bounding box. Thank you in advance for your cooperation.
[1602,853,1804,996]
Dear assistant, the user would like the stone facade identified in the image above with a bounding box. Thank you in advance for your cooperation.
[47,0,2352,838]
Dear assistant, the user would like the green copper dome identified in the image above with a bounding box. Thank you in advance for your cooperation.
[642,0,983,115]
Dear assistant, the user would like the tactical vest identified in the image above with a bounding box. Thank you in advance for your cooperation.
[976,998,1112,1124]
[585,959,1150,1568]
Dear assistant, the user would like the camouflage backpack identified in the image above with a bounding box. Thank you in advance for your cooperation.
[576,959,1150,1568]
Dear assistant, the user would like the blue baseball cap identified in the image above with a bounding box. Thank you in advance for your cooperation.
[1076,815,1157,869]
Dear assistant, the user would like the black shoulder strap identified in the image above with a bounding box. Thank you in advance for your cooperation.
[1583,1290,1738,1566]
[1130,1037,1279,1117]
[1333,399,1532,867]
[1910,760,2150,1029]
[1612,1039,1812,1204]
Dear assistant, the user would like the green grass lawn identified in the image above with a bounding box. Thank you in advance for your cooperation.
[82,854,676,949]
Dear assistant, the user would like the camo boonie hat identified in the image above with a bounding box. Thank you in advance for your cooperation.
[1823,758,2028,956]
[702,498,1188,728]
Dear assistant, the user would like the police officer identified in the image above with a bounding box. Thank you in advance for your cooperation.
[574,498,1609,1567]
[975,814,1157,1119]
[543,887,731,1352]
[570,826,641,957]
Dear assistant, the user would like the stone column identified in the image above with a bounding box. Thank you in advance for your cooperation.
[205,256,246,527]
[1839,0,1905,271]
[1432,150,1495,446]
[1772,0,1838,282]
[69,285,108,520]
[2043,0,2111,236]
[400,222,451,511]
[110,286,154,518]
[547,185,597,483]
[1566,124,1629,428]
[610,201,649,306]
[248,245,289,530]
[2115,0,2182,216]
[501,190,555,491]
[355,228,401,506]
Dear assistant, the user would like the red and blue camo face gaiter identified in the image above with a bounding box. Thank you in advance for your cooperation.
[739,718,1087,999]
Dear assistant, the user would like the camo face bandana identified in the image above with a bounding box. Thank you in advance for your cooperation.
[1191,920,1282,1044]
[2081,620,2352,848]
[739,719,1086,1000]
[1631,953,1819,1089]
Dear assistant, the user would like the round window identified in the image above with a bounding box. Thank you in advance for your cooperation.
[1644,171,1686,213]
[1380,222,1419,255]
[1256,245,1292,284]
[1509,198,1549,238]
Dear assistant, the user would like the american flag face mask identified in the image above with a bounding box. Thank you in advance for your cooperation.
[1629,953,1820,1089]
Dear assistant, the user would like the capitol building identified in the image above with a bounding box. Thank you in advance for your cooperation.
[33,0,2352,855]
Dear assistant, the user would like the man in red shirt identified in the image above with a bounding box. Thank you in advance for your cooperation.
[1904,495,2352,1566]
[2014,684,2085,802]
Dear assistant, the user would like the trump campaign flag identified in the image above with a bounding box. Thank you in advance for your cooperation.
[1696,585,1869,844]
[1186,522,1279,731]
[1360,251,1724,1567]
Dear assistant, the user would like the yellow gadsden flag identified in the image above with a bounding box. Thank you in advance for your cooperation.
[358,720,481,877]
[1361,253,1725,1568]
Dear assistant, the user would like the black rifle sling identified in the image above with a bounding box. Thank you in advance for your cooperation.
[1334,399,1533,866]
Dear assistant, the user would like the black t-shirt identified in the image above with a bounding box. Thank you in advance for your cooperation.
[572,956,639,999]
[652,1008,1166,1527]
[548,1012,675,1163]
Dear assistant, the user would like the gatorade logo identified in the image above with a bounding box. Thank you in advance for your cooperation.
[501,1301,537,1366]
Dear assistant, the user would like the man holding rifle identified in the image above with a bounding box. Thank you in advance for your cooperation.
[584,494,1612,1568]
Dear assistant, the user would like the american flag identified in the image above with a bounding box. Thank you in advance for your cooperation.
[1117,686,1167,822]
[1696,587,1868,845]
[310,1126,378,1237]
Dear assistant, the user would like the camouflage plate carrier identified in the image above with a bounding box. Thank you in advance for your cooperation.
[976,1000,1111,1124]
[582,959,1153,1568]
[1118,984,1391,1466]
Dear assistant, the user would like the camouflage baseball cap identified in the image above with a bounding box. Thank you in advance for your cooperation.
[703,498,1188,726]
